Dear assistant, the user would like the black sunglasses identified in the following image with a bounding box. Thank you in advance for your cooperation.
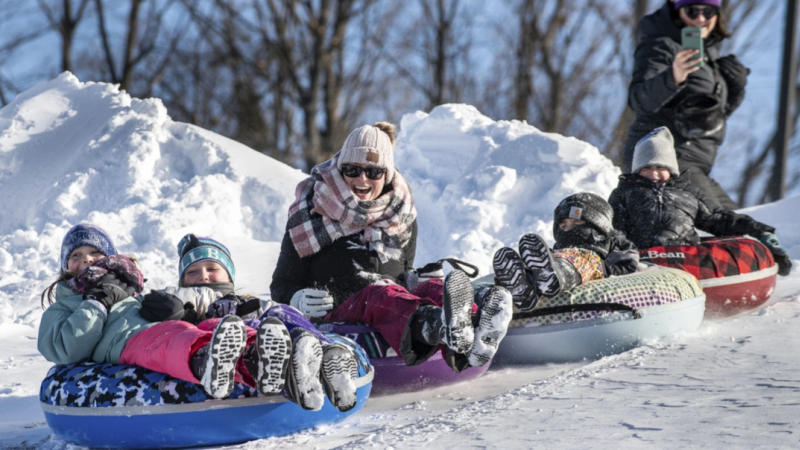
[683,5,719,20]
[341,164,387,180]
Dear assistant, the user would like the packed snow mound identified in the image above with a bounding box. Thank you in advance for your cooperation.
[399,104,620,269]
[0,73,304,327]
[0,73,622,328]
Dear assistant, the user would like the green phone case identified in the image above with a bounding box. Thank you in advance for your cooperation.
[681,26,704,68]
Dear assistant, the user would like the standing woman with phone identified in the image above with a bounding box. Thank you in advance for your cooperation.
[621,0,748,210]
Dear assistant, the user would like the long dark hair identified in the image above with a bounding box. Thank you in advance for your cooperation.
[41,272,73,308]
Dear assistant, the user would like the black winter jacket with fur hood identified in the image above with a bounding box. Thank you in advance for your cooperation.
[270,221,417,307]
[608,171,773,249]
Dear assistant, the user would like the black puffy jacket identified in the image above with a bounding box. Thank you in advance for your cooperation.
[622,2,746,174]
[608,172,773,249]
[553,224,640,276]
[270,221,417,307]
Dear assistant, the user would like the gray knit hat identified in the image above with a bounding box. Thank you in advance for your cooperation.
[336,124,395,183]
[632,126,680,176]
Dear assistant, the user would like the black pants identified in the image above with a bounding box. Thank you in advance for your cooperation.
[679,162,739,211]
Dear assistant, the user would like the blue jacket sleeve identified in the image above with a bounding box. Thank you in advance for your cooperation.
[37,295,107,364]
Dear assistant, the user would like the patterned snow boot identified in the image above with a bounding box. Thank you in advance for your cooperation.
[518,233,581,296]
[254,317,292,395]
[468,285,513,367]
[320,342,359,412]
[284,329,325,411]
[440,268,475,355]
[493,246,539,311]
[198,315,247,399]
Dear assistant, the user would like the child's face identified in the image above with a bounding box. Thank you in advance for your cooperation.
[638,166,672,183]
[67,245,106,275]
[182,260,231,286]
[559,218,585,232]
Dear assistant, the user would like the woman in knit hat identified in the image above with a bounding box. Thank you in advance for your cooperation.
[621,0,747,210]
[609,127,792,276]
[271,122,514,371]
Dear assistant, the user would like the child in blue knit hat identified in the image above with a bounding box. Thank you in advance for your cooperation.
[162,233,359,412]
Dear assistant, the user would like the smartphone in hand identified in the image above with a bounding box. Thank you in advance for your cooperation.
[681,26,704,68]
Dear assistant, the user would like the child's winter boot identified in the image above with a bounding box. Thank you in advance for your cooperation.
[284,329,325,411]
[320,342,358,412]
[493,246,539,310]
[253,317,292,395]
[518,233,581,296]
[195,315,247,399]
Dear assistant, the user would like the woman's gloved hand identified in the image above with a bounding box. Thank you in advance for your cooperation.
[290,288,334,318]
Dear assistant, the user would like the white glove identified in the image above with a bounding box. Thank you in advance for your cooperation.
[290,288,334,318]
[162,286,221,317]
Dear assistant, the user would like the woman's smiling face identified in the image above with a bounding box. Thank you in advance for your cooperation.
[341,164,386,201]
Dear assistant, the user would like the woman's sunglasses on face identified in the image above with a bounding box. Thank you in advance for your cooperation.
[341,164,387,180]
[683,5,719,20]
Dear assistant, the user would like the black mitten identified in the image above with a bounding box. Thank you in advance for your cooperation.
[208,294,262,319]
[759,232,792,276]
[140,290,186,322]
[83,273,133,310]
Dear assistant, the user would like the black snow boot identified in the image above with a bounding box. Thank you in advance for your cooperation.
[408,304,444,347]
[493,246,539,311]
[519,233,581,296]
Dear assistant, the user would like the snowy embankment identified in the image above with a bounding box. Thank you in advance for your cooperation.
[0,73,798,448]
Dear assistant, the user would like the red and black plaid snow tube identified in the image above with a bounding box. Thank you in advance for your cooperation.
[640,236,777,317]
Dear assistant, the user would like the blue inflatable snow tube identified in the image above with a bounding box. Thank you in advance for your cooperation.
[40,334,373,448]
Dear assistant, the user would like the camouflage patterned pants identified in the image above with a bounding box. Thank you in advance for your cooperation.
[554,248,604,284]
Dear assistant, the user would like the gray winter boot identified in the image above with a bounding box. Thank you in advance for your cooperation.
[320,342,358,412]
[284,329,324,411]
[468,285,513,367]
[440,269,475,355]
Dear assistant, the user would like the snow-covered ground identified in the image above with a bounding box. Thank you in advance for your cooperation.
[0,73,798,449]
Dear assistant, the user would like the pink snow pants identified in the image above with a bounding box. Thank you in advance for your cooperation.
[120,318,257,386]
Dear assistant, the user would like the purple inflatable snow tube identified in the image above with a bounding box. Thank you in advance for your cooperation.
[326,323,488,395]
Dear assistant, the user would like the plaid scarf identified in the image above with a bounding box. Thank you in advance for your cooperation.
[287,156,417,263]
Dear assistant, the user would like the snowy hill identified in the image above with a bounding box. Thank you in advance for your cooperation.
[1,74,799,448]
